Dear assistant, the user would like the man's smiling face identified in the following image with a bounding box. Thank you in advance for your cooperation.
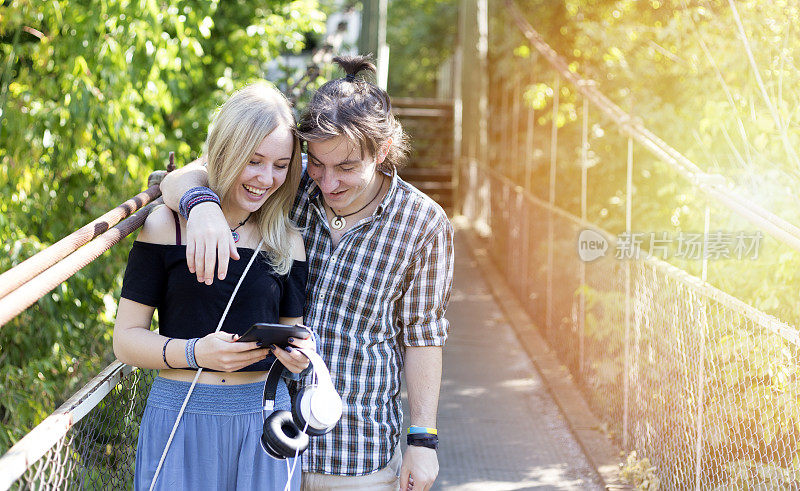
[306,136,382,214]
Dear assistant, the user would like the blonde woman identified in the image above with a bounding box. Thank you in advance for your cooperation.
[113,82,313,490]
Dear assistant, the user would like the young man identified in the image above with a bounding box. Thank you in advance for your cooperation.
[160,56,453,491]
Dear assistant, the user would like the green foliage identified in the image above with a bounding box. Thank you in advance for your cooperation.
[0,0,325,455]
[581,275,800,487]
[386,0,457,98]
[619,451,661,489]
[488,0,800,324]
[483,0,800,486]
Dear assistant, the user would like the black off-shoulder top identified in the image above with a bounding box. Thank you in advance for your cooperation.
[120,241,307,372]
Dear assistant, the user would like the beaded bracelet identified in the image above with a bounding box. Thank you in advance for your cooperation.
[185,338,200,369]
[162,338,175,369]
[179,186,221,220]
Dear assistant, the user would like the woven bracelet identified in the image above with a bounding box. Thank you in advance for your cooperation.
[191,338,200,369]
[179,186,220,220]
[179,188,220,220]
[185,338,200,369]
[179,186,216,210]
[184,338,192,368]
[189,338,200,369]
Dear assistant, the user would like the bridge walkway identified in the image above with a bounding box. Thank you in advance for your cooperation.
[402,231,604,490]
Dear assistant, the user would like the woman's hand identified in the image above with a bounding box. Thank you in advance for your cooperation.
[194,332,270,372]
[186,202,239,285]
[272,333,316,373]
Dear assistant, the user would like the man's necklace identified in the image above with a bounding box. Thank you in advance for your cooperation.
[230,214,251,243]
[330,176,384,231]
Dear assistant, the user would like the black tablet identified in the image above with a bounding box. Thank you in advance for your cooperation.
[238,323,310,348]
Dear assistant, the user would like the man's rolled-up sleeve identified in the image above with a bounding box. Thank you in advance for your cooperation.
[399,218,454,347]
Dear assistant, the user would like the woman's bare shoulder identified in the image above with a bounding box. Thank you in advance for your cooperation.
[136,205,180,245]
[289,229,306,261]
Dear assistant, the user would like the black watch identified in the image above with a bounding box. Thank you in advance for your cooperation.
[406,434,438,450]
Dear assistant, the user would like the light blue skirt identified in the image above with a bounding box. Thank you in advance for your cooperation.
[134,377,300,491]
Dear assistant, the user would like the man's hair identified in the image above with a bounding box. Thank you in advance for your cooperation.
[297,55,409,172]
[206,81,302,274]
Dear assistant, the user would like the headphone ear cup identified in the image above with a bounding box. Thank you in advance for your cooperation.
[291,387,308,430]
[261,410,309,459]
[292,386,335,437]
[260,431,285,460]
[260,413,287,460]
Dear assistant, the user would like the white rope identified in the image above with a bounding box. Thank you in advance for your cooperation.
[149,239,264,491]
[280,331,320,491]
[282,418,309,491]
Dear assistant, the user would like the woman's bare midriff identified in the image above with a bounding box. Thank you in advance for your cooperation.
[159,368,269,385]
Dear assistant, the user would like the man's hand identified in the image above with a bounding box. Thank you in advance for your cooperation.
[157,154,230,282]
[400,445,438,491]
[186,202,239,284]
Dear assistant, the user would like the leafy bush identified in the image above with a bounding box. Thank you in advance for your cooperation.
[0,0,325,454]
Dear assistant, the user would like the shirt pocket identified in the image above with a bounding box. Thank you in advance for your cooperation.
[343,271,382,325]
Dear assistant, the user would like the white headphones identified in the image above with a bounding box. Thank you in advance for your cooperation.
[292,348,343,433]
[260,348,343,459]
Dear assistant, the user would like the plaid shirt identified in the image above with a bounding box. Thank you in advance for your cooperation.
[291,168,454,476]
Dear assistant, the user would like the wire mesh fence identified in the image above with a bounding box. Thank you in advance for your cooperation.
[4,367,155,490]
[464,155,800,489]
[453,2,800,486]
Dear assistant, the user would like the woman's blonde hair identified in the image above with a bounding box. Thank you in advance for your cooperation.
[206,82,302,275]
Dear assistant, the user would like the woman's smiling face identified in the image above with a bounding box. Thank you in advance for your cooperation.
[226,124,294,215]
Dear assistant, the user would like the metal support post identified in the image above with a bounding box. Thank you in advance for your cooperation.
[546,76,559,336]
[511,73,523,286]
[623,136,633,450]
[513,71,521,173]
[504,77,513,177]
[695,205,711,490]
[524,52,536,192]
[579,97,588,375]
[523,58,535,305]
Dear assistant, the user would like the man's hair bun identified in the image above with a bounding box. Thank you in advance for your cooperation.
[298,53,410,173]
[333,55,376,80]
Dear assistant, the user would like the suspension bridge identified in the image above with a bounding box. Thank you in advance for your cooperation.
[2,0,800,489]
